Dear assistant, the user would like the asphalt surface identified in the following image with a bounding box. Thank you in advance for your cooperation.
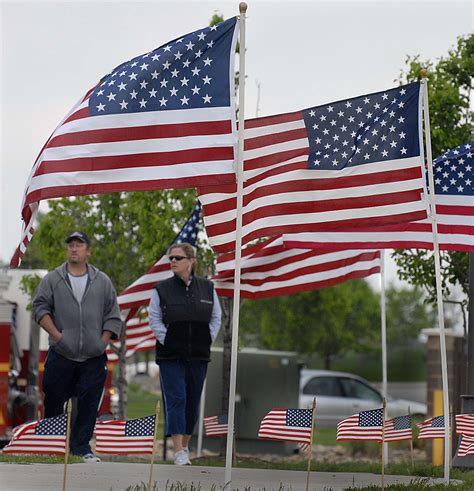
[0,462,452,490]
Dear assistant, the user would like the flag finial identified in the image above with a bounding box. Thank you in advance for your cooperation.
[240,2,248,13]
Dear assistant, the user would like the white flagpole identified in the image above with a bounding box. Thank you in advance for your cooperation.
[197,377,207,457]
[380,249,388,465]
[224,3,247,488]
[421,70,450,483]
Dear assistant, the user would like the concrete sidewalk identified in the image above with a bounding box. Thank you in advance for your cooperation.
[0,462,451,490]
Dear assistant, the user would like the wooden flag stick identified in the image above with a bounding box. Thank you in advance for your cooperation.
[148,401,161,491]
[62,399,72,491]
[305,398,316,491]
[408,406,414,469]
[381,399,386,491]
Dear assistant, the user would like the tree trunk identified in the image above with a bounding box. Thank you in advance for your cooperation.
[110,320,128,419]
[219,296,233,455]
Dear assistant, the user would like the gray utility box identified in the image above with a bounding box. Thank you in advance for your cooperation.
[196,347,300,455]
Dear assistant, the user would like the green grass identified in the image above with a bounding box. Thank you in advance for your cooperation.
[345,484,470,491]
[0,454,82,464]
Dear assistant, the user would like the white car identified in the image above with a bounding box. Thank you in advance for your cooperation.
[299,369,427,427]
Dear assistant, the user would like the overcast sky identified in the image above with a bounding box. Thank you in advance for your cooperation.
[1,0,472,268]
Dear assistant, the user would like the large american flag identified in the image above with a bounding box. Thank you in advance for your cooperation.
[95,415,156,454]
[2,413,67,455]
[455,413,474,436]
[283,142,474,252]
[417,415,445,439]
[198,82,427,253]
[204,414,229,436]
[258,408,312,444]
[383,415,413,442]
[212,235,380,299]
[11,18,238,267]
[457,435,474,457]
[336,408,383,442]
[117,202,202,318]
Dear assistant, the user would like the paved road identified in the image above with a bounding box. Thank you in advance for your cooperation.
[374,382,427,405]
[0,462,451,490]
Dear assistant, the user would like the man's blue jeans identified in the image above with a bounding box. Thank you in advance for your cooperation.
[158,359,207,436]
[42,349,107,456]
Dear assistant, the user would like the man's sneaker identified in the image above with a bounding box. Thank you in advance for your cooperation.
[82,453,101,463]
[174,449,190,466]
[182,447,192,465]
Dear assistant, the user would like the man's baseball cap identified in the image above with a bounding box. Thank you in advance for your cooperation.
[65,231,91,246]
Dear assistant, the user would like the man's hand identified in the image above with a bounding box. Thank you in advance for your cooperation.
[52,331,63,343]
[101,330,113,345]
[40,314,62,343]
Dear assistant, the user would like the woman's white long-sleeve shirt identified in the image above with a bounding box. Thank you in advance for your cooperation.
[148,286,222,345]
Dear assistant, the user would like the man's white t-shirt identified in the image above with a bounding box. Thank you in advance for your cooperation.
[68,272,88,303]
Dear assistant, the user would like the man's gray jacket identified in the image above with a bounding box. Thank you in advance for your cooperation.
[32,263,122,362]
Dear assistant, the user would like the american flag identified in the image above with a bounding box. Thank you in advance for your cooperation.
[203,414,229,436]
[2,413,67,455]
[106,315,155,362]
[117,202,202,317]
[455,413,474,436]
[283,142,474,252]
[11,18,238,267]
[212,235,380,299]
[417,415,446,439]
[198,82,427,253]
[258,408,313,444]
[336,408,383,442]
[95,415,156,454]
[383,415,413,442]
[457,435,474,457]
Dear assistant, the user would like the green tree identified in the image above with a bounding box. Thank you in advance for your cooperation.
[392,34,473,302]
[240,279,381,369]
[385,285,436,345]
[20,189,203,291]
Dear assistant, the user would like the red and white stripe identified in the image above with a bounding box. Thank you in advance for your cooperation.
[95,420,155,454]
[456,414,474,436]
[258,409,312,444]
[106,315,155,362]
[283,195,474,252]
[383,418,413,442]
[458,435,474,457]
[11,107,236,268]
[199,110,426,253]
[336,414,383,442]
[416,418,445,439]
[203,416,229,436]
[117,256,172,314]
[212,235,380,299]
[2,421,66,455]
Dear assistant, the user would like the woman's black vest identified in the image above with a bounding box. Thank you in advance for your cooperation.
[155,274,214,361]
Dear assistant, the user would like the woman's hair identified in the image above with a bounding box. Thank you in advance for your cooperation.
[167,242,196,259]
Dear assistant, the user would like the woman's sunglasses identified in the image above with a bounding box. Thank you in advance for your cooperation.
[169,255,190,261]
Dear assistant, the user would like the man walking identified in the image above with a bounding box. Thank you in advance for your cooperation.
[32,231,122,462]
